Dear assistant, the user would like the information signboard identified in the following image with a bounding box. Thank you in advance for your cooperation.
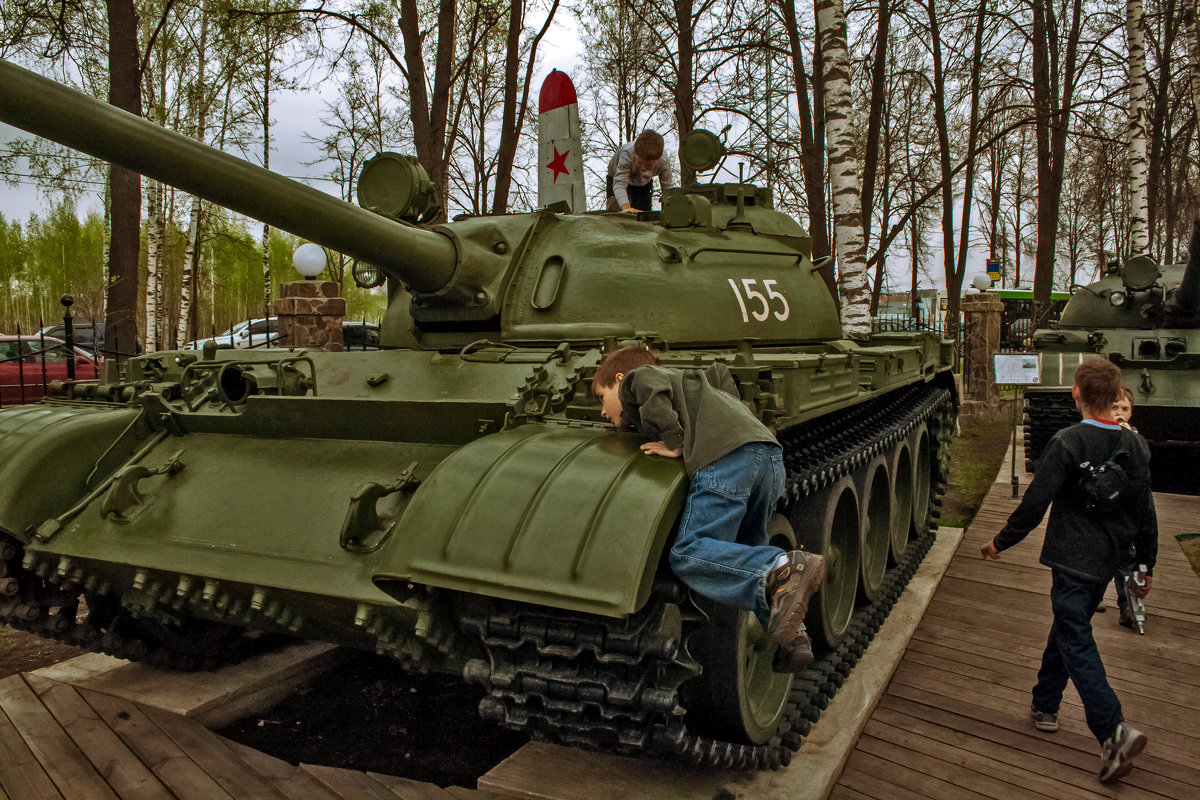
[993,353,1041,385]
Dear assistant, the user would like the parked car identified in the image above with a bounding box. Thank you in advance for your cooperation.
[342,321,380,350]
[184,318,282,350]
[0,335,99,406]
[39,321,106,357]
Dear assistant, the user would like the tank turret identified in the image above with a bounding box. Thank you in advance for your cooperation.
[0,60,841,351]
[0,58,958,771]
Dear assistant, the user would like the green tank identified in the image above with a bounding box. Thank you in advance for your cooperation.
[0,60,956,769]
[1024,220,1200,484]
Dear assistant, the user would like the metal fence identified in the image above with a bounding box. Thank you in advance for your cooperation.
[0,321,102,408]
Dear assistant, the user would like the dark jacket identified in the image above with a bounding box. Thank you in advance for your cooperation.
[995,420,1158,582]
[618,363,777,476]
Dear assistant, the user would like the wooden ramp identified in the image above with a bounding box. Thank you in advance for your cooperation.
[830,437,1200,800]
[0,665,503,800]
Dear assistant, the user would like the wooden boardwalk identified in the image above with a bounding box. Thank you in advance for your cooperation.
[830,440,1200,800]
[0,671,505,799]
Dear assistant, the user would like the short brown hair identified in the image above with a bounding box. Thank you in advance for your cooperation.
[1123,386,1134,405]
[593,345,660,393]
[1074,359,1123,410]
[633,130,664,161]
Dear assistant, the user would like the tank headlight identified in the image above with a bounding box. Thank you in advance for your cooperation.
[352,260,386,289]
[1109,291,1127,306]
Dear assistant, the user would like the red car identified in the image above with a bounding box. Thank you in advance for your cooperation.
[0,335,99,406]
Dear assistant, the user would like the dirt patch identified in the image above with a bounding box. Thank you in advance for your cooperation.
[217,652,530,787]
[938,415,1014,529]
[1176,534,1200,582]
[0,626,85,679]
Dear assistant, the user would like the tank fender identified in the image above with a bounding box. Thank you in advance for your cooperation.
[372,425,687,618]
[0,404,144,542]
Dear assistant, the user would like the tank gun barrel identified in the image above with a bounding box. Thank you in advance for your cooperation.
[0,59,456,293]
[1175,219,1200,316]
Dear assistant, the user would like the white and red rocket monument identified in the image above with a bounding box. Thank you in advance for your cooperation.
[537,69,585,211]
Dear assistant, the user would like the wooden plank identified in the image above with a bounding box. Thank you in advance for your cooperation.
[444,788,510,800]
[222,740,342,800]
[0,675,117,800]
[860,718,1048,800]
[365,773,455,799]
[877,692,1200,798]
[839,746,992,800]
[299,763,398,800]
[827,785,874,800]
[836,764,932,800]
[138,703,289,800]
[0,705,61,800]
[32,679,171,800]
[79,687,236,800]
[868,705,1115,800]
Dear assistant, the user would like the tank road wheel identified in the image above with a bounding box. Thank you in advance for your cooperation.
[792,476,860,650]
[856,457,892,603]
[910,424,933,537]
[684,514,796,745]
[889,441,914,564]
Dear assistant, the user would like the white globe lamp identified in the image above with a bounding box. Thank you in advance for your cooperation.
[970,273,991,292]
[293,243,327,279]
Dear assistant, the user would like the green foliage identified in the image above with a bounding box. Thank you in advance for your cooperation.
[0,201,106,331]
[1,203,384,343]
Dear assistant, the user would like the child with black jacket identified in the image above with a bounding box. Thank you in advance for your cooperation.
[982,358,1157,784]
[592,346,824,672]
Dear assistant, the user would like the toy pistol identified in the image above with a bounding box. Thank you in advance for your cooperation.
[1122,564,1148,635]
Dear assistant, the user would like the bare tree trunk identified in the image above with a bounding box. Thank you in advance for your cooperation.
[816,0,870,337]
[1031,0,1082,313]
[178,0,211,347]
[1187,2,1200,166]
[491,0,560,214]
[780,0,832,295]
[673,0,696,187]
[926,0,961,330]
[861,0,890,240]
[145,177,161,350]
[399,0,457,221]
[1127,0,1151,254]
[954,0,988,295]
[105,0,141,361]
[261,55,272,317]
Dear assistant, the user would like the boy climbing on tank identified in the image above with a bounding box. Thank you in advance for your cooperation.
[606,130,675,212]
[592,345,825,672]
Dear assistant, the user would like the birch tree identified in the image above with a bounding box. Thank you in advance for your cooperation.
[815,0,870,336]
[1127,0,1150,254]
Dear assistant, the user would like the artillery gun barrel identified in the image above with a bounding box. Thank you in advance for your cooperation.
[0,60,456,293]
[1176,219,1200,316]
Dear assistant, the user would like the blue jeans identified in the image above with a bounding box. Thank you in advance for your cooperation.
[669,442,786,626]
[1032,569,1123,743]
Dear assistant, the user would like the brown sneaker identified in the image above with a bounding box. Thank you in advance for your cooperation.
[764,550,825,649]
[774,627,815,673]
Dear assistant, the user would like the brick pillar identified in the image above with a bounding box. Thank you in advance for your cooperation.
[273,280,346,351]
[960,292,1003,419]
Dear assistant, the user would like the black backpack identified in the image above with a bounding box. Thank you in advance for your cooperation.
[1077,428,1142,514]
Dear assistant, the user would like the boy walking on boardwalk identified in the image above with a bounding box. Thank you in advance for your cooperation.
[592,346,825,672]
[981,359,1157,784]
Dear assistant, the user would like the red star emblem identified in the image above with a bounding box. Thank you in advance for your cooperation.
[546,146,570,183]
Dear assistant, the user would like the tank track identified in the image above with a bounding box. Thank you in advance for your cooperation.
[462,383,954,770]
[0,544,278,671]
[1023,391,1074,472]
